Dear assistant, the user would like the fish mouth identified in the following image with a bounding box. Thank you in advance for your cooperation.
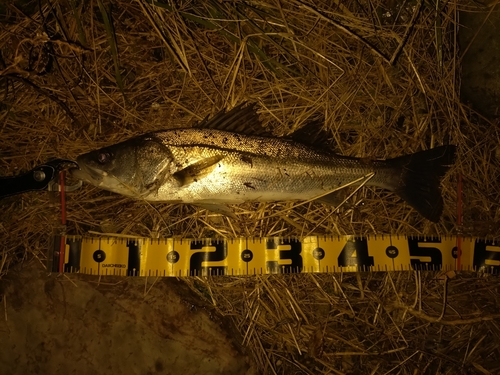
[70,163,107,185]
[70,161,143,198]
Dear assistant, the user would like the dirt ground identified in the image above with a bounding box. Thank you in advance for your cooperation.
[0,260,257,375]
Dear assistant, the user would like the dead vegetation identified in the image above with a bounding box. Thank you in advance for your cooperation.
[1,0,500,373]
[185,270,500,374]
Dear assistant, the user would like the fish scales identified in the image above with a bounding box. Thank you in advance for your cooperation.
[153,128,384,203]
[72,106,456,222]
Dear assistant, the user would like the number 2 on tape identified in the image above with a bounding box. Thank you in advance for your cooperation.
[189,240,227,276]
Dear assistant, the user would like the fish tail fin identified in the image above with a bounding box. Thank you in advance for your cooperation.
[386,145,456,222]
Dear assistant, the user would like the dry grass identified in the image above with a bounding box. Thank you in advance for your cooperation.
[1,0,500,373]
[185,270,500,374]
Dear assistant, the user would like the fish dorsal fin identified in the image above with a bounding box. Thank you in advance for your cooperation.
[287,117,336,154]
[194,103,272,137]
[195,103,335,152]
[173,155,225,186]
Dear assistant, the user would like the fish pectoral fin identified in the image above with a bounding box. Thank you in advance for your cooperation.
[192,203,237,219]
[143,179,163,197]
[173,155,225,186]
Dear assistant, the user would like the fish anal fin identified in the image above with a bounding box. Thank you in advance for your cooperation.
[316,190,346,207]
[193,203,237,219]
[173,155,225,186]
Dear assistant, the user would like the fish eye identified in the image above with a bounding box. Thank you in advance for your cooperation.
[97,151,112,164]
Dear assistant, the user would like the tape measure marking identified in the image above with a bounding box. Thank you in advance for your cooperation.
[56,236,500,276]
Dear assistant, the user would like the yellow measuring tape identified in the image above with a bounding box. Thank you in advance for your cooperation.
[51,236,500,276]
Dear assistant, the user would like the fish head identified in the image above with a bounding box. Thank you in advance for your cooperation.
[72,135,173,198]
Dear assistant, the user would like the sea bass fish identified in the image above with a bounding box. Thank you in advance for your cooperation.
[72,105,456,222]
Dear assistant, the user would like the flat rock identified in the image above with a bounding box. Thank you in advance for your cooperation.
[460,4,500,118]
[0,261,257,375]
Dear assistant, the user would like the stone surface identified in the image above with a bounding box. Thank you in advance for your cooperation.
[460,4,500,118]
[0,261,256,375]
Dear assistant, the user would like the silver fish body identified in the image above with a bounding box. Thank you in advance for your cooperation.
[72,108,456,222]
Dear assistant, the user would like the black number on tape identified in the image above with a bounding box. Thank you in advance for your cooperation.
[266,239,303,273]
[66,238,82,272]
[167,251,180,264]
[473,240,500,271]
[313,248,325,260]
[385,246,399,259]
[190,241,228,276]
[126,241,141,276]
[241,249,253,262]
[338,239,374,269]
[408,238,442,270]
[93,250,106,263]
